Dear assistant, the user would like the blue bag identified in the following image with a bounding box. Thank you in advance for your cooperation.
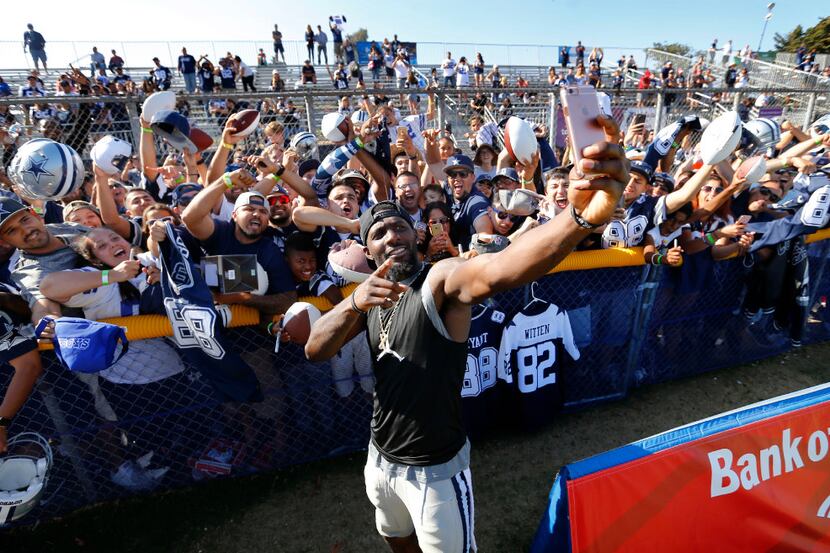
[35,316,129,373]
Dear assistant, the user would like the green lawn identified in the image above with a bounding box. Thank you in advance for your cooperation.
[3,342,829,553]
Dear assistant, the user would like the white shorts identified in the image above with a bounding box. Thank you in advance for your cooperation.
[364,461,476,553]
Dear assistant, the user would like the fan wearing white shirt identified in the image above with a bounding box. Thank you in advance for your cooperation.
[234,56,256,92]
[441,52,456,87]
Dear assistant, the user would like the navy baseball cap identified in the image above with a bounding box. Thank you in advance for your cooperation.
[475,174,493,185]
[493,167,520,183]
[443,155,475,174]
[171,183,201,206]
[0,198,29,231]
[629,160,655,183]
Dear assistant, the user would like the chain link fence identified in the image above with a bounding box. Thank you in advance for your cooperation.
[2,83,830,528]
[2,237,830,527]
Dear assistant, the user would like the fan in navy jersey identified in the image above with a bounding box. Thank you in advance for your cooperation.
[442,154,494,249]
[197,58,215,93]
[0,299,42,453]
[497,293,580,428]
[462,302,506,439]
[151,57,171,90]
[216,58,236,90]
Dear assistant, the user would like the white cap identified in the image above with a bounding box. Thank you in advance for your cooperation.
[233,191,267,212]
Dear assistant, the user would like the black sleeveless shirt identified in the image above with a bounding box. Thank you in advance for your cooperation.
[366,265,468,466]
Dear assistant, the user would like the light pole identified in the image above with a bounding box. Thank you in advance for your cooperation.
[758,2,775,52]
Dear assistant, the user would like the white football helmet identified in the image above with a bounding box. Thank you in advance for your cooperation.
[0,432,53,525]
[743,118,781,150]
[91,135,133,175]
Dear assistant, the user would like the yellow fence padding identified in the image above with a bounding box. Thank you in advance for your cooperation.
[36,231,830,348]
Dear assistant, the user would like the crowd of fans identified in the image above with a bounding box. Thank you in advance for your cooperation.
[1,22,829,456]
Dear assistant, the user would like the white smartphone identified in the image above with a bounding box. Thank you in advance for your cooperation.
[560,85,606,177]
[737,215,752,224]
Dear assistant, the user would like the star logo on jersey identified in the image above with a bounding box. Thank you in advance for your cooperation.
[20,156,54,184]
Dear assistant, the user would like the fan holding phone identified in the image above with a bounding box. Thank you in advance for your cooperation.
[421,202,459,262]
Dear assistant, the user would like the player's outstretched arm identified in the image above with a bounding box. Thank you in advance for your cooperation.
[306,259,401,361]
[441,117,628,306]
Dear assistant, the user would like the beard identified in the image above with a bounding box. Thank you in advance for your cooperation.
[238,225,264,240]
[383,244,419,283]
[270,214,291,227]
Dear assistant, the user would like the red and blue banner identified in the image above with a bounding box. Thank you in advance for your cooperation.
[531,383,830,552]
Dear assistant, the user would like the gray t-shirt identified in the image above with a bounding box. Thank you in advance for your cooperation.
[11,223,89,306]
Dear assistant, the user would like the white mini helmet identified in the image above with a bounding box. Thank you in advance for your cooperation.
[321,112,349,142]
[289,132,319,162]
[0,432,53,525]
[743,118,781,150]
[8,139,85,200]
[91,135,132,175]
[350,110,370,126]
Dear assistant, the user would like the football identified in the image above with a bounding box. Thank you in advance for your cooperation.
[328,241,372,283]
[229,109,260,138]
[281,302,322,345]
[141,91,176,122]
[699,111,742,165]
[735,155,767,184]
[503,116,538,165]
[189,128,214,152]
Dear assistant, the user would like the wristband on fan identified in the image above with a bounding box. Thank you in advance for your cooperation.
[816,137,823,146]
[141,127,153,134]
[520,178,534,186]
[174,175,185,185]
[705,232,716,245]
[266,322,276,336]
[268,174,282,183]
[221,141,234,151]
[223,173,233,189]
[354,136,365,149]
[672,141,680,149]
[101,270,110,285]
[651,254,663,266]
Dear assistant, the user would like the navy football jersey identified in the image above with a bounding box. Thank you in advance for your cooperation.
[461,303,505,439]
[497,300,580,428]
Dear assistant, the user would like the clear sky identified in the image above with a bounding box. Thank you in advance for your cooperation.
[1,0,825,68]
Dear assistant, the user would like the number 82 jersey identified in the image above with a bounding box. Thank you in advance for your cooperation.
[497,300,580,427]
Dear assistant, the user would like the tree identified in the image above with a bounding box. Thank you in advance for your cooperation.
[773,24,804,51]
[651,42,693,57]
[773,16,829,52]
[347,28,368,44]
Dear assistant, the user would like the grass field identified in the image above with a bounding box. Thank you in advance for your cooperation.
[3,342,830,553]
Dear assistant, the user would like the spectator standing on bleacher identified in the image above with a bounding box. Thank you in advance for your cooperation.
[197,57,215,93]
[315,25,329,66]
[441,52,456,88]
[108,50,124,73]
[273,24,286,63]
[559,46,570,68]
[90,47,106,77]
[178,48,197,93]
[330,20,344,63]
[23,24,47,73]
[217,58,236,90]
[234,56,256,92]
[151,57,172,90]
[721,39,733,66]
[575,41,585,65]
[305,25,315,61]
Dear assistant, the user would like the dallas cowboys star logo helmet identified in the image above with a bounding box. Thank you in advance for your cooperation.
[8,138,84,200]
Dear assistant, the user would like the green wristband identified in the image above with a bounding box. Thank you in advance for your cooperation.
[354,136,364,149]
[223,173,233,189]
[101,270,110,286]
